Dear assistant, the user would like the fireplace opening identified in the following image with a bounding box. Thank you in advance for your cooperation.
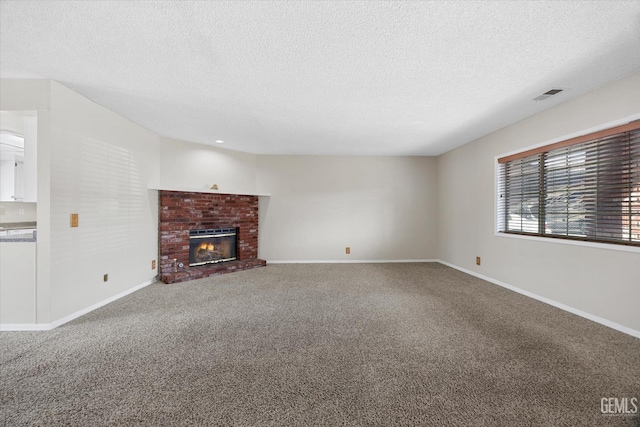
[189,228,237,266]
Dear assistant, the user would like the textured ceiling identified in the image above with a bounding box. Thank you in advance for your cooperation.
[1,1,639,156]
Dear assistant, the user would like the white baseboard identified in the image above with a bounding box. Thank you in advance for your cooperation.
[436,259,640,339]
[267,259,438,264]
[0,323,51,331]
[0,279,156,332]
[6,262,636,339]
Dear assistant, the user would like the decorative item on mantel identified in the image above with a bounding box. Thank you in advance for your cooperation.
[210,184,218,190]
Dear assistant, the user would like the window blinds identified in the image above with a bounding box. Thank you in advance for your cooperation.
[497,122,640,246]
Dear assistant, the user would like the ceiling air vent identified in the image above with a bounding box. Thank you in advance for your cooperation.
[533,88,564,101]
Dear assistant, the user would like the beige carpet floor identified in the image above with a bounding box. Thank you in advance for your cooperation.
[1,263,639,426]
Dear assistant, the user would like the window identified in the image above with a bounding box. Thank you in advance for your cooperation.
[497,121,640,247]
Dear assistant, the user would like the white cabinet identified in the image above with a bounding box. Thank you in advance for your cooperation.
[0,112,37,202]
[0,241,37,324]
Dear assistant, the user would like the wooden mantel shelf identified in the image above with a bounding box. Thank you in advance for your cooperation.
[148,185,270,197]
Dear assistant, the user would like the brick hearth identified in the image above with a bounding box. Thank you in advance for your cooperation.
[159,191,266,284]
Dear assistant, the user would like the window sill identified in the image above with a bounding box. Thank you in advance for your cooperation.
[494,231,640,254]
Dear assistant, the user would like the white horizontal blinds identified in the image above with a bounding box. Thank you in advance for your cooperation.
[629,130,640,243]
[497,122,640,246]
[544,144,588,238]
[502,153,541,234]
[585,128,640,244]
[498,121,640,164]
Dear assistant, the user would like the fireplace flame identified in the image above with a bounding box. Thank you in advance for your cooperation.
[198,242,214,252]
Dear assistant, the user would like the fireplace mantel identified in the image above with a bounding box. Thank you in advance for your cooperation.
[149,185,270,198]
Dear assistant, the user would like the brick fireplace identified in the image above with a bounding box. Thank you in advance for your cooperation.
[159,191,266,283]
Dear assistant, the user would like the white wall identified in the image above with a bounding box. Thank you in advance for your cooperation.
[437,72,640,332]
[256,155,437,261]
[0,110,25,133]
[0,202,37,223]
[157,140,438,261]
[47,81,160,321]
[158,140,438,261]
[159,137,257,194]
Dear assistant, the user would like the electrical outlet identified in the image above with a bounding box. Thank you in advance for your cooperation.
[19,208,25,215]
[151,260,156,269]
[70,213,79,227]
[103,274,108,282]
[0,207,5,215]
[476,256,481,266]
[346,247,350,254]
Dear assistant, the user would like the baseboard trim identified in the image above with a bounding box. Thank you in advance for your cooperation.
[0,323,51,331]
[267,259,438,264]
[6,263,635,339]
[436,259,640,339]
[0,279,156,332]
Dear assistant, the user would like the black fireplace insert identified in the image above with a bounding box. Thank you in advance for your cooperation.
[189,228,237,266]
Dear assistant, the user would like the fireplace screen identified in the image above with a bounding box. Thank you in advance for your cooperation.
[189,228,237,266]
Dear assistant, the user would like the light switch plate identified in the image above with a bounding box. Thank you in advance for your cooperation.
[70,214,79,227]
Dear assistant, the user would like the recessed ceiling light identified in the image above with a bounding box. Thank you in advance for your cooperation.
[215,140,224,144]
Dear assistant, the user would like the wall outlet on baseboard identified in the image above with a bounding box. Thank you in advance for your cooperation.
[103,274,108,282]
[151,260,156,269]
[345,247,350,254]
[476,256,481,266]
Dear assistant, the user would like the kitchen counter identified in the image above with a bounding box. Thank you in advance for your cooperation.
[0,229,37,242]
[0,221,37,230]
[0,222,37,241]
